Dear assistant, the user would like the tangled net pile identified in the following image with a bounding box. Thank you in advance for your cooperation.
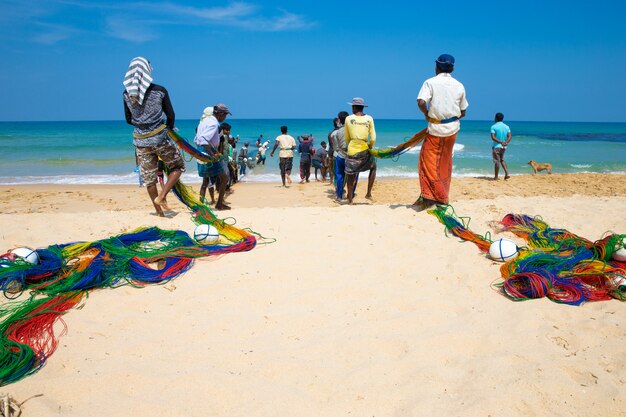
[430,205,626,305]
[0,132,260,386]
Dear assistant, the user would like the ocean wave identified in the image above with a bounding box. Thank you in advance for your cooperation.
[404,143,465,155]
[570,164,592,168]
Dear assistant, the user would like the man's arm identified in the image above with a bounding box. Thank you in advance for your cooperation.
[491,133,505,145]
[459,109,466,119]
[161,88,176,129]
[123,98,133,125]
[368,117,377,149]
[270,140,279,157]
[417,99,429,118]
[505,131,512,145]
[344,119,352,145]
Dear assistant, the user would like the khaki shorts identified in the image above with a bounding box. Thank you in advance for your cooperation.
[492,147,506,164]
[136,139,185,186]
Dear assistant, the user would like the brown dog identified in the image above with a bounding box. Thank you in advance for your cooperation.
[528,160,552,174]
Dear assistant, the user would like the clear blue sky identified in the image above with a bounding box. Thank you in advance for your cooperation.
[1,0,625,122]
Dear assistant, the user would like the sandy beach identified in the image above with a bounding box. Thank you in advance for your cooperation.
[1,174,626,416]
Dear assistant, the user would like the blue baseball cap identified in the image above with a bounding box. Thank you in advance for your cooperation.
[435,54,455,70]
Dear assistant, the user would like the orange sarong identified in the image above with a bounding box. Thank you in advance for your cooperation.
[418,133,457,204]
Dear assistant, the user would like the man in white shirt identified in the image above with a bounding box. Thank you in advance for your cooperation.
[194,103,232,210]
[270,125,297,187]
[415,54,468,211]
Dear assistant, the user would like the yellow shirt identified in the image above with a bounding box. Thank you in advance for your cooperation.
[344,114,376,156]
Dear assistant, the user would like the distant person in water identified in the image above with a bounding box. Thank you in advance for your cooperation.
[270,125,297,187]
[123,56,185,217]
[257,140,269,165]
[312,141,328,181]
[490,112,512,180]
[238,142,249,176]
[193,103,232,210]
[344,97,377,204]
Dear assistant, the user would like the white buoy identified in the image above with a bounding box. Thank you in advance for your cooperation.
[612,238,626,262]
[11,247,39,265]
[489,238,518,262]
[194,224,220,244]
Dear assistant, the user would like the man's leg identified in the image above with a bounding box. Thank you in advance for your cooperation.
[216,172,230,210]
[365,165,376,200]
[154,170,181,211]
[346,173,355,204]
[146,185,164,216]
[200,177,210,202]
[501,150,510,179]
[208,180,216,203]
[494,163,500,180]
[335,157,345,199]
[279,159,287,187]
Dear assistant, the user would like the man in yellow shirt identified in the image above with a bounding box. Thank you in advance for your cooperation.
[344,97,377,204]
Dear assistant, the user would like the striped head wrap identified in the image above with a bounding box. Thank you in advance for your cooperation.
[123,57,153,105]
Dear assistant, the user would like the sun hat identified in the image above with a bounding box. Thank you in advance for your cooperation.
[347,97,368,107]
[435,54,455,71]
[214,103,232,115]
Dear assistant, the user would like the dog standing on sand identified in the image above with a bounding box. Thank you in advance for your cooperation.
[528,160,552,174]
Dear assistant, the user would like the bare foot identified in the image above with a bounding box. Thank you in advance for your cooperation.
[365,194,373,200]
[504,175,510,180]
[287,176,292,184]
[216,203,231,210]
[299,180,305,184]
[412,198,435,212]
[154,196,171,211]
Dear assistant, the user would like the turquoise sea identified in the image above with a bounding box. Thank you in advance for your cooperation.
[0,120,625,184]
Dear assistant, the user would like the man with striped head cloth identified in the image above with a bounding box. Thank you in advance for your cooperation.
[123,57,185,217]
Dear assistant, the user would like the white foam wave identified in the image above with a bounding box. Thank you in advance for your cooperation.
[570,164,592,168]
[404,143,465,155]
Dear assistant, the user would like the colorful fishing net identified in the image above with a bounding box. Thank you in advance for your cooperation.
[369,128,427,159]
[167,129,223,164]
[430,205,626,306]
[0,143,259,386]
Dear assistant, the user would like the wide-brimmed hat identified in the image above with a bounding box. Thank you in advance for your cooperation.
[214,103,232,115]
[348,97,368,107]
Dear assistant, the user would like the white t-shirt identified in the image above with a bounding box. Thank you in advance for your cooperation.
[194,115,220,147]
[417,73,469,137]
[275,134,296,158]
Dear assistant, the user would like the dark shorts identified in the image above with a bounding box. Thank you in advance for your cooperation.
[312,159,323,169]
[197,160,225,180]
[345,150,376,175]
[492,147,506,164]
[135,139,185,186]
[279,157,293,173]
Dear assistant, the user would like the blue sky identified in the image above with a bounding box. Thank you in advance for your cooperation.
[1,0,625,122]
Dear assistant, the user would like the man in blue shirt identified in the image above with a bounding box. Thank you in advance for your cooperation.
[490,112,512,180]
